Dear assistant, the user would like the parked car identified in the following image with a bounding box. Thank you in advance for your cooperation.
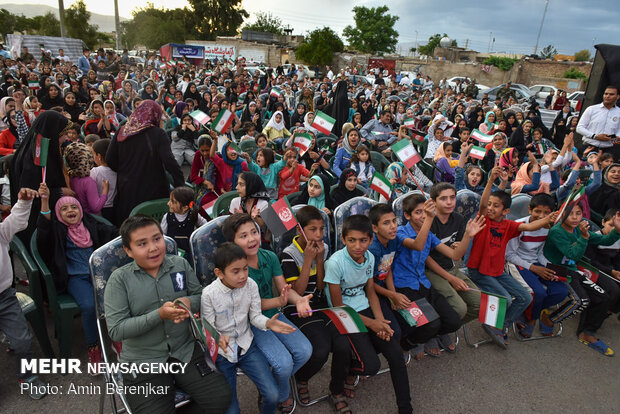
[478,85,533,102]
[530,84,558,100]
[567,91,584,110]
[282,63,315,79]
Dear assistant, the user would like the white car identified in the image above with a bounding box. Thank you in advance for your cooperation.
[530,85,558,100]
[282,63,315,79]
[567,91,584,110]
[445,76,489,91]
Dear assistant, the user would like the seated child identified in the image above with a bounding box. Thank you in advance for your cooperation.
[586,208,620,280]
[325,215,413,414]
[105,215,232,413]
[161,186,207,264]
[277,147,310,200]
[229,171,270,232]
[433,142,459,183]
[294,174,335,215]
[543,203,620,356]
[190,135,217,212]
[84,134,99,150]
[0,155,12,220]
[331,168,365,205]
[239,121,257,142]
[350,144,375,188]
[252,133,270,160]
[90,139,117,224]
[243,147,286,200]
[262,111,291,149]
[467,166,557,348]
[65,142,109,215]
[511,152,559,196]
[223,214,312,413]
[203,242,295,414]
[1,188,47,398]
[455,146,485,195]
[332,128,360,177]
[37,183,117,363]
[210,139,249,193]
[172,113,200,166]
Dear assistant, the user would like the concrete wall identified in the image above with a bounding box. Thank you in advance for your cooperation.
[186,38,282,67]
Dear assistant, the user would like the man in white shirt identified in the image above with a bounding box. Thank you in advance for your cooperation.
[326,66,334,81]
[56,48,70,62]
[399,74,411,87]
[576,85,620,158]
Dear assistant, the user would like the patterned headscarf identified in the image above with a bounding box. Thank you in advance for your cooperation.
[499,148,516,169]
[116,100,163,142]
[55,196,93,248]
[64,142,95,178]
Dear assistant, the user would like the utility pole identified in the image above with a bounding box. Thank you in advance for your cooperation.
[534,0,549,55]
[465,39,469,50]
[415,30,418,57]
[114,0,121,50]
[58,0,66,37]
[487,32,492,53]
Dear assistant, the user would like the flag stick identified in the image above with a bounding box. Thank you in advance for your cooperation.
[42,166,46,183]
[297,223,309,243]
[404,167,428,199]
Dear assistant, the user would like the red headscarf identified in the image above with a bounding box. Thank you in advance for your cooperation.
[116,100,163,142]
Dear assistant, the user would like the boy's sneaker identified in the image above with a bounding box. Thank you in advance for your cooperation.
[18,375,47,400]
[88,344,103,375]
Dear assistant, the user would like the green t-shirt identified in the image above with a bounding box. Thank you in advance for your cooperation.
[249,248,283,318]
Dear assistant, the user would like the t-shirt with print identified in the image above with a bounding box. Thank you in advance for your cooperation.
[368,234,403,287]
[467,216,521,276]
[392,223,441,290]
[429,212,466,271]
[324,247,374,312]
[248,248,283,318]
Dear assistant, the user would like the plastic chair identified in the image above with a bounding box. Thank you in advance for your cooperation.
[129,198,170,222]
[455,190,481,221]
[213,191,238,218]
[285,191,302,205]
[392,190,430,225]
[370,151,390,174]
[240,140,258,155]
[89,236,182,414]
[190,216,229,286]
[506,194,532,221]
[271,205,331,257]
[417,159,436,182]
[333,196,378,251]
[9,237,55,358]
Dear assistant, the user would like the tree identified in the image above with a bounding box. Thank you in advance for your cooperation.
[0,9,18,36]
[540,44,557,60]
[63,1,100,49]
[122,5,188,49]
[0,9,60,37]
[342,6,399,54]
[574,49,591,62]
[187,0,249,40]
[243,12,284,35]
[417,33,452,57]
[295,27,344,66]
[32,12,61,37]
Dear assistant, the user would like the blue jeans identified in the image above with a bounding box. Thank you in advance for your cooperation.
[251,313,312,402]
[66,274,98,346]
[517,264,568,320]
[217,342,279,414]
[468,269,532,328]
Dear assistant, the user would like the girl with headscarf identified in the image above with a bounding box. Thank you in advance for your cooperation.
[511,160,552,196]
[552,107,573,148]
[297,87,314,112]
[0,109,18,155]
[119,80,137,116]
[106,100,185,223]
[198,90,212,113]
[183,82,201,102]
[36,183,117,363]
[590,163,620,218]
[63,92,84,123]
[229,171,270,218]
[384,162,409,201]
[262,110,291,148]
[0,97,14,132]
[509,119,534,162]
[332,128,360,177]
[241,101,263,130]
[294,174,335,214]
[64,142,109,215]
[478,111,497,134]
[23,96,42,123]
[209,140,250,193]
[140,83,158,101]
[290,103,307,128]
[433,142,459,183]
[84,100,112,139]
[331,168,365,205]
[302,112,319,135]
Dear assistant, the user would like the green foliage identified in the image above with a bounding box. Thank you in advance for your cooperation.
[243,12,284,35]
[539,44,557,59]
[0,8,60,37]
[417,33,446,57]
[122,5,189,49]
[31,12,61,37]
[64,1,101,49]
[574,49,591,62]
[483,56,518,71]
[187,0,249,40]
[295,27,344,66]
[563,68,587,80]
[342,6,399,54]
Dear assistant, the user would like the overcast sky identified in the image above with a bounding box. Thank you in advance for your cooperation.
[11,0,619,55]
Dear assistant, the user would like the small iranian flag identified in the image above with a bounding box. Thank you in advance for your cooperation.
[469,145,487,160]
[392,138,421,169]
[534,141,547,155]
[471,129,493,143]
[165,95,175,106]
[397,298,440,327]
[190,110,211,126]
[40,46,45,54]
[261,198,298,237]
[28,80,40,90]
[212,109,234,134]
[320,306,367,334]
[311,111,336,135]
[34,134,49,167]
[293,133,313,156]
[370,172,393,200]
[479,292,507,329]
[203,198,216,218]
[270,87,282,98]
[403,117,416,129]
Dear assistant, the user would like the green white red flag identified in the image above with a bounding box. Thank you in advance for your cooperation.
[370,172,393,200]
[261,198,298,237]
[293,133,313,156]
[534,142,547,155]
[28,80,40,90]
[392,138,421,169]
[203,198,216,218]
[320,306,367,334]
[469,145,487,160]
[212,109,234,134]
[397,298,440,327]
[270,87,282,98]
[311,111,336,135]
[471,129,493,143]
[479,292,507,329]
[555,185,585,223]
[403,117,416,129]
[190,110,211,126]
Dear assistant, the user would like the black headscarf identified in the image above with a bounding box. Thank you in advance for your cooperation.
[326,80,350,136]
[290,103,307,127]
[63,93,84,122]
[183,82,202,102]
[331,168,364,205]
[239,171,270,211]
[3,109,18,141]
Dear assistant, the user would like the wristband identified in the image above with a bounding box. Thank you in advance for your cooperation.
[41,210,51,215]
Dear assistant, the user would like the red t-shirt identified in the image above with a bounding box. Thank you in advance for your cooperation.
[467,215,521,276]
[278,164,310,199]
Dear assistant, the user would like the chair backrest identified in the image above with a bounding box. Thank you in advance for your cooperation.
[392,190,429,225]
[271,205,331,257]
[213,191,238,217]
[129,198,170,222]
[417,159,435,182]
[370,151,390,174]
[455,189,481,221]
[29,231,58,309]
[89,236,177,317]
[285,191,301,205]
[506,194,532,221]
[10,237,43,306]
[333,196,378,251]
[240,140,258,155]
[190,215,229,286]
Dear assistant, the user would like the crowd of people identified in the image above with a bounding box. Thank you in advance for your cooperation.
[0,45,619,414]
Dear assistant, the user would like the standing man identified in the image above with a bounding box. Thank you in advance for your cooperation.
[56,49,70,62]
[544,89,555,109]
[577,85,620,158]
[78,47,91,75]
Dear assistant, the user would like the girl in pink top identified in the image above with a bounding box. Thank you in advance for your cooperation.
[64,142,109,215]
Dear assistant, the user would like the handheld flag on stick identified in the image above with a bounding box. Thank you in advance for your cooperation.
[165,95,175,106]
[270,87,283,98]
[34,134,50,182]
[370,172,393,201]
[203,198,217,218]
[479,291,507,329]
[311,111,336,135]
[319,306,367,334]
[468,145,487,160]
[555,184,585,223]
[261,198,298,238]
[534,141,547,155]
[403,117,416,129]
[174,300,220,364]
[190,110,211,126]
[411,131,426,143]
[471,129,493,144]
[392,138,422,169]
[397,298,440,327]
[212,109,234,134]
[293,133,313,156]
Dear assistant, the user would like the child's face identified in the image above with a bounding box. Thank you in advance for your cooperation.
[233,221,261,257]
[236,176,247,197]
[308,179,322,198]
[257,137,267,148]
[564,205,583,229]
[600,157,613,170]
[105,103,114,114]
[345,175,357,191]
[357,150,369,163]
[533,130,542,141]
[404,203,427,229]
[529,205,552,222]
[216,258,249,289]
[67,129,78,141]
[124,224,166,273]
[372,212,398,241]
[199,144,210,158]
[302,219,325,242]
[168,195,187,214]
[607,165,620,185]
[59,203,81,225]
[492,135,505,150]
[434,129,444,140]
[342,229,372,263]
[182,117,192,126]
[275,114,282,123]
[468,168,482,187]
[348,131,360,147]
[444,145,453,159]
[434,189,456,215]
[226,145,238,161]
[247,127,256,136]
[459,131,470,142]
[487,195,508,221]
[601,218,614,234]
[256,151,265,167]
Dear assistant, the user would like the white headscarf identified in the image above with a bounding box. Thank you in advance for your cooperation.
[303,112,319,134]
[266,110,285,131]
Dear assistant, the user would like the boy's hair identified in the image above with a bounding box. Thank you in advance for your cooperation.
[533,127,544,136]
[430,182,456,200]
[296,205,323,228]
[170,186,199,225]
[529,193,555,210]
[254,133,267,143]
[92,138,111,157]
[222,213,255,242]
[490,190,511,209]
[402,193,427,215]
[599,153,613,164]
[242,121,255,132]
[257,147,275,166]
[120,214,162,248]
[603,208,619,223]
[350,144,371,164]
[214,242,247,271]
[342,214,373,238]
[197,135,212,148]
[84,134,99,144]
[459,127,470,134]
[369,203,394,225]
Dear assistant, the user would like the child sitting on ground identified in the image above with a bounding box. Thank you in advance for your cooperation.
[65,142,109,216]
[349,144,375,188]
[277,147,310,200]
[202,242,295,414]
[90,139,117,224]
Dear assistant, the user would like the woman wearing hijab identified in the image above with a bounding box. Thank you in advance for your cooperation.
[332,128,360,177]
[198,90,212,113]
[229,171,270,217]
[290,103,307,128]
[294,173,335,214]
[36,75,51,100]
[590,163,620,218]
[297,87,314,112]
[63,92,84,123]
[241,101,263,131]
[183,82,202,102]
[331,168,365,205]
[40,83,64,110]
[478,111,497,134]
[140,83,158,101]
[509,119,534,162]
[0,97,15,132]
[9,111,74,242]
[481,132,508,172]
[325,80,350,138]
[106,100,184,223]
[0,109,18,155]
[263,110,291,149]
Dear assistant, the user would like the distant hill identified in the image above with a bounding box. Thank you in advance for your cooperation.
[0,3,128,33]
